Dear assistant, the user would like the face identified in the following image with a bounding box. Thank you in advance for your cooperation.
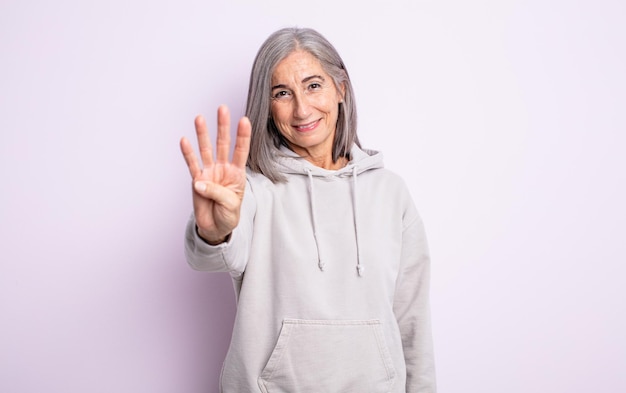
[270,50,344,161]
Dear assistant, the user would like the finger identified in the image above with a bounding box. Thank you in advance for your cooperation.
[216,105,231,164]
[232,116,251,169]
[180,136,201,178]
[195,115,214,167]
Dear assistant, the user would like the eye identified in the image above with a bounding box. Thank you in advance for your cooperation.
[308,82,322,90]
[272,90,291,100]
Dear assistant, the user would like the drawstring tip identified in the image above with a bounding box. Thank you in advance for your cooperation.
[356,264,364,276]
[318,260,325,272]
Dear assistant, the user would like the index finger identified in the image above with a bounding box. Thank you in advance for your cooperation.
[232,116,251,169]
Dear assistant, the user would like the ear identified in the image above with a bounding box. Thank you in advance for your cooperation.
[338,82,346,102]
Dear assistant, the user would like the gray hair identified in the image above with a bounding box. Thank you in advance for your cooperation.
[245,27,360,183]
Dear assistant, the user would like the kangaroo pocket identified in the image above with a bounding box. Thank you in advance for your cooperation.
[258,319,396,393]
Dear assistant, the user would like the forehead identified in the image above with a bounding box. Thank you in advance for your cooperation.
[271,50,328,83]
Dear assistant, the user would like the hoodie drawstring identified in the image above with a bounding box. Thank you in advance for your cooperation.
[352,166,364,276]
[307,169,325,272]
[306,166,364,277]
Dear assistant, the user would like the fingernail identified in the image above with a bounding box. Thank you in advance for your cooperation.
[194,182,207,192]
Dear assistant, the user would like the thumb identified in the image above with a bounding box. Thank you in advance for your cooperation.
[194,181,208,194]
[194,181,238,209]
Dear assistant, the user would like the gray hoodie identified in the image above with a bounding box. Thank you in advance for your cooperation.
[184,145,436,392]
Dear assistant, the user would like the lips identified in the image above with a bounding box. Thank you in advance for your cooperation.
[293,119,320,132]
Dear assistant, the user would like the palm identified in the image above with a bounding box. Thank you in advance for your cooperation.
[194,161,246,235]
[180,105,252,243]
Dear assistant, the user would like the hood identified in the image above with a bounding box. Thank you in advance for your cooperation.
[274,144,384,277]
[275,144,384,178]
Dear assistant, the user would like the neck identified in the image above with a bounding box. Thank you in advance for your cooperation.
[307,155,348,170]
[286,143,348,170]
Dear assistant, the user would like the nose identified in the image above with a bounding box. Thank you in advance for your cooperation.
[292,92,311,119]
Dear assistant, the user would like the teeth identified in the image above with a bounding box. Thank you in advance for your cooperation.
[296,121,316,130]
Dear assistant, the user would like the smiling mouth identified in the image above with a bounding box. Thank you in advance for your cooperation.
[293,120,320,132]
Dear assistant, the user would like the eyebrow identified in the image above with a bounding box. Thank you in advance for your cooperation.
[271,75,325,90]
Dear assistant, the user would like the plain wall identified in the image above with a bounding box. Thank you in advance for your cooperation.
[1,0,624,392]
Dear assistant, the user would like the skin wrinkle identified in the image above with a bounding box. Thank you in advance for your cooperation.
[270,50,346,170]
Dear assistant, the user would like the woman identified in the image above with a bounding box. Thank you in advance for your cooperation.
[180,27,436,393]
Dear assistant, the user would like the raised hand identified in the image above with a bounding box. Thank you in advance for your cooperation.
[180,105,251,244]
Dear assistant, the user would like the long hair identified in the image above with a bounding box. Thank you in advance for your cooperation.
[245,27,360,183]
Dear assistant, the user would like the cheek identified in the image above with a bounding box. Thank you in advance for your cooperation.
[320,97,340,119]
[271,104,290,124]
[319,91,341,111]
[270,106,292,138]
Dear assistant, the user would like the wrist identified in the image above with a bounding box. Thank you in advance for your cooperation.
[196,226,230,245]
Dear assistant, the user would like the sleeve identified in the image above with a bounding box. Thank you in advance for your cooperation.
[183,180,256,278]
[393,200,437,392]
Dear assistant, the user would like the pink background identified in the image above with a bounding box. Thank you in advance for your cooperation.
[2,0,625,392]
